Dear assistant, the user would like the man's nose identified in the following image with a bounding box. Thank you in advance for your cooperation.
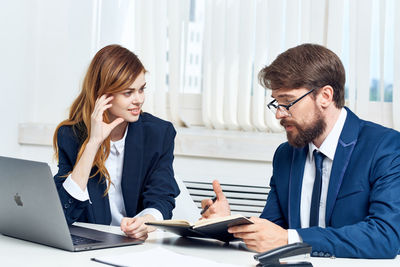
[275,108,289,119]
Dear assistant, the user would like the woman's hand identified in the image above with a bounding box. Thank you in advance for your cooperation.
[120,214,157,240]
[89,95,124,146]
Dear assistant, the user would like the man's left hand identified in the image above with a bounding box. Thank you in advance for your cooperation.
[228,217,288,252]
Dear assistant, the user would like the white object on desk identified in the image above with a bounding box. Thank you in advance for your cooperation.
[92,246,237,267]
[172,177,201,222]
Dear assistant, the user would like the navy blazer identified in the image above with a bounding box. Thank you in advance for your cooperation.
[54,112,180,225]
[260,107,400,258]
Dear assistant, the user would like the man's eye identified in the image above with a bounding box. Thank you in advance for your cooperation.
[281,100,292,105]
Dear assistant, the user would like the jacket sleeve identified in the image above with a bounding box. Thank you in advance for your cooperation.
[140,123,180,219]
[297,131,400,258]
[260,143,289,228]
[54,126,90,225]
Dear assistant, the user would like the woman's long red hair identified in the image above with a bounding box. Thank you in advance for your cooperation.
[53,44,145,195]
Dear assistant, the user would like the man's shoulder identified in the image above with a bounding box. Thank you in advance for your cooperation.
[274,142,295,159]
[358,118,400,141]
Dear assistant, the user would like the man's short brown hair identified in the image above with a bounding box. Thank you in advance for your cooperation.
[258,43,345,108]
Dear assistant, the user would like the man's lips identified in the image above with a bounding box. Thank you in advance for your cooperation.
[281,120,296,130]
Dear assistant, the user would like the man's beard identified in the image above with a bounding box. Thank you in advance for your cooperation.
[281,111,326,148]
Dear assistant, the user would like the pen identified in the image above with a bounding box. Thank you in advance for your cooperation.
[200,196,217,215]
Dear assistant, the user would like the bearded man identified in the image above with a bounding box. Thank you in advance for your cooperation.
[201,44,400,259]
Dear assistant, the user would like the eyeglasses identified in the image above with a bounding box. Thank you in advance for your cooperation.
[267,88,315,117]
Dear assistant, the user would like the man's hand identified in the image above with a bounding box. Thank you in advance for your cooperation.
[201,180,231,219]
[120,214,156,240]
[228,217,288,252]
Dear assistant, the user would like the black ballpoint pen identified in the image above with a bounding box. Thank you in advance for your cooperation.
[200,196,217,215]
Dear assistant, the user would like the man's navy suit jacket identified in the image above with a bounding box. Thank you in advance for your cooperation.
[260,107,400,258]
[54,113,180,225]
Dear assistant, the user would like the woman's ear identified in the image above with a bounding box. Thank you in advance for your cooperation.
[318,85,334,108]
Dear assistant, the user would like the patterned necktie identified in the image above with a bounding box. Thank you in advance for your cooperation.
[310,150,325,227]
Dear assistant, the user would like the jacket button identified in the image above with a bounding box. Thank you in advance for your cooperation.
[312,251,319,257]
[319,252,325,257]
[64,203,70,209]
[324,253,331,257]
[68,199,74,204]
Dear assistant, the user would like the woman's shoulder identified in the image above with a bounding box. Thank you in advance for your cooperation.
[140,112,174,129]
[56,122,87,144]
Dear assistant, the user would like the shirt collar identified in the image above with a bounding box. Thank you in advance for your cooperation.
[110,125,128,155]
[308,108,347,162]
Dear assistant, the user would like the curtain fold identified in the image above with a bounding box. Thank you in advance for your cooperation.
[152,0,168,120]
[223,0,240,130]
[136,0,155,115]
[353,0,373,119]
[263,0,286,132]
[236,0,255,131]
[166,0,189,126]
[201,0,213,128]
[252,0,269,132]
[393,0,400,130]
[209,0,225,129]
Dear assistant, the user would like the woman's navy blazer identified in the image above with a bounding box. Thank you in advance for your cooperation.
[54,112,180,225]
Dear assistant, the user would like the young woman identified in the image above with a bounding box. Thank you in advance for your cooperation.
[53,44,180,240]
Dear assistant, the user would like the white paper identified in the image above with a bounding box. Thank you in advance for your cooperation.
[92,246,238,267]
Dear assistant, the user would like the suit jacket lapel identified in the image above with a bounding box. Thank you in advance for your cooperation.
[325,107,359,225]
[289,146,308,228]
[121,117,144,217]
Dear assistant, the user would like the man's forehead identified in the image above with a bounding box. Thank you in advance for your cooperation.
[271,88,308,99]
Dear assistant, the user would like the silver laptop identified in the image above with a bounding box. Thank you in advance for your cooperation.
[0,156,144,251]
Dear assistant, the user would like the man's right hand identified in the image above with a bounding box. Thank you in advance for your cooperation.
[201,180,231,219]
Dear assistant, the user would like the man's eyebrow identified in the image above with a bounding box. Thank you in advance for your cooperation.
[271,93,295,99]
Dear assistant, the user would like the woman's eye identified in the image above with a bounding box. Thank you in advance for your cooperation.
[123,91,132,97]
[139,87,146,93]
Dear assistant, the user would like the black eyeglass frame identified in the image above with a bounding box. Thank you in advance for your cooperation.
[267,88,315,115]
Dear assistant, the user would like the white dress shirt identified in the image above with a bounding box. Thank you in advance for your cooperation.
[63,126,163,226]
[288,108,347,243]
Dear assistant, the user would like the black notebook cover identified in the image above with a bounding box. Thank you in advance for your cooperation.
[146,216,253,242]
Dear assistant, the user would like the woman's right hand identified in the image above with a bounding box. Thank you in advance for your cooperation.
[89,95,124,146]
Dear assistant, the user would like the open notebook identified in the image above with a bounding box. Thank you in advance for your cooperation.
[146,214,253,242]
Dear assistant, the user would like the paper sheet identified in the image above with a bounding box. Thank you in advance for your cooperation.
[91,246,239,267]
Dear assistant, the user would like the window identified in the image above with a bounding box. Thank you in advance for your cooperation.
[131,0,400,131]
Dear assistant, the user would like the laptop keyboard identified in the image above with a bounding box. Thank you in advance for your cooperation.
[71,234,102,245]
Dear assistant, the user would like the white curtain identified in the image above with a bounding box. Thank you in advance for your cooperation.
[127,0,400,131]
[394,0,400,130]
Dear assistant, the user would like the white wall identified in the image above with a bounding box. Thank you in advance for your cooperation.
[0,0,93,168]
[0,0,276,188]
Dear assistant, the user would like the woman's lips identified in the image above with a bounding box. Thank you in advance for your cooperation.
[129,108,140,116]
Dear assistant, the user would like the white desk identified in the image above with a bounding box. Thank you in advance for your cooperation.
[1,223,399,267]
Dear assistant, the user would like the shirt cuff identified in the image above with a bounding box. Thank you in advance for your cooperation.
[135,208,163,221]
[63,174,91,203]
[288,229,303,244]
